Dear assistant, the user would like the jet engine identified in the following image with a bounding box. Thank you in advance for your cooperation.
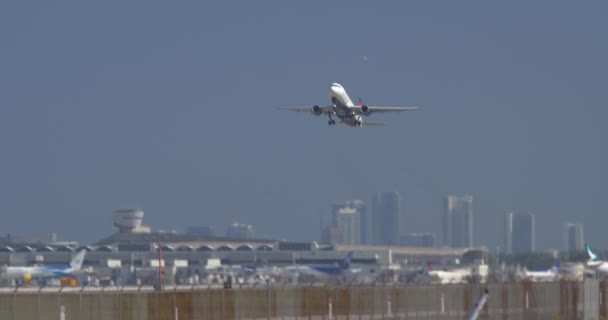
[360,105,370,115]
[312,105,322,116]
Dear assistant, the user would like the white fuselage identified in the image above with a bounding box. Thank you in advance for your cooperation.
[428,269,470,284]
[328,83,363,127]
[1,265,77,280]
[521,268,558,282]
[588,261,608,274]
[2,266,41,280]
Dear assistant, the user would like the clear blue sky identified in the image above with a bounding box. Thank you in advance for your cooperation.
[1,2,606,250]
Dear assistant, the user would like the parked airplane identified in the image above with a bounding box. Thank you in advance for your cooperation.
[585,243,608,274]
[282,252,357,283]
[0,250,87,282]
[428,263,488,284]
[428,267,471,284]
[520,261,560,282]
[280,83,418,127]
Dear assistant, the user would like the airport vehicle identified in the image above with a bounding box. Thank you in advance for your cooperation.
[0,250,86,282]
[280,83,418,127]
[586,243,608,274]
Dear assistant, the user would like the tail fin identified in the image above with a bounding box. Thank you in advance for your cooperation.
[357,98,362,107]
[586,243,599,261]
[69,250,86,270]
[551,260,561,272]
[339,252,353,270]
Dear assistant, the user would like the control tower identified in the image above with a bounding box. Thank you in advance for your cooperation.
[112,209,150,233]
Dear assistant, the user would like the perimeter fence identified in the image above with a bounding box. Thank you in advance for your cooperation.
[0,279,605,320]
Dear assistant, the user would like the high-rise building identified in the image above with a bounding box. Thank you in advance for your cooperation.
[511,211,535,254]
[226,223,255,239]
[400,233,435,247]
[371,192,401,246]
[564,223,584,252]
[354,201,369,245]
[320,226,342,245]
[504,213,513,254]
[331,201,363,245]
[442,195,473,248]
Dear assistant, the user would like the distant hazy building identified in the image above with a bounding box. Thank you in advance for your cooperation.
[400,233,435,247]
[442,195,473,248]
[226,223,255,239]
[186,226,216,237]
[564,223,584,252]
[371,192,401,246]
[320,226,342,245]
[352,201,369,245]
[504,213,513,254]
[511,211,535,254]
[331,201,362,245]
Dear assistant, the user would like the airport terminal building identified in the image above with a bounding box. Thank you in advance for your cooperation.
[0,209,487,285]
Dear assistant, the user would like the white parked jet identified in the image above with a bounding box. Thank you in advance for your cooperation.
[280,83,418,127]
[281,252,359,283]
[519,261,560,282]
[0,250,87,281]
[428,267,472,284]
[586,243,608,274]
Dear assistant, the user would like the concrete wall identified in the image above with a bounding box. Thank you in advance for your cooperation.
[0,280,604,320]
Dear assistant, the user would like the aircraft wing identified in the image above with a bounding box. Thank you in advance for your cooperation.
[356,106,419,115]
[279,106,334,115]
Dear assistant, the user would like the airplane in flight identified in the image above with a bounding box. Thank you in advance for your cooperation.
[280,82,418,127]
[0,249,87,282]
[585,243,608,274]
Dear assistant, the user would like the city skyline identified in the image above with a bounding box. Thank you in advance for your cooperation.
[0,197,593,254]
[1,2,606,250]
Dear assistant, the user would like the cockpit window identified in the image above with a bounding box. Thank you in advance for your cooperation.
[331,83,342,88]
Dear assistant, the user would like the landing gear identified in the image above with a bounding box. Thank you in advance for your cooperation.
[327,114,336,126]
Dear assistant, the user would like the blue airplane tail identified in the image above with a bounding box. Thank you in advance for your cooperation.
[551,260,561,271]
[339,252,353,270]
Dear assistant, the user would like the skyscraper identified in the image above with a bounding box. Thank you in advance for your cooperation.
[504,213,513,255]
[511,211,535,254]
[564,223,584,252]
[320,226,342,245]
[354,201,370,245]
[371,192,401,246]
[331,201,362,245]
[443,195,473,248]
